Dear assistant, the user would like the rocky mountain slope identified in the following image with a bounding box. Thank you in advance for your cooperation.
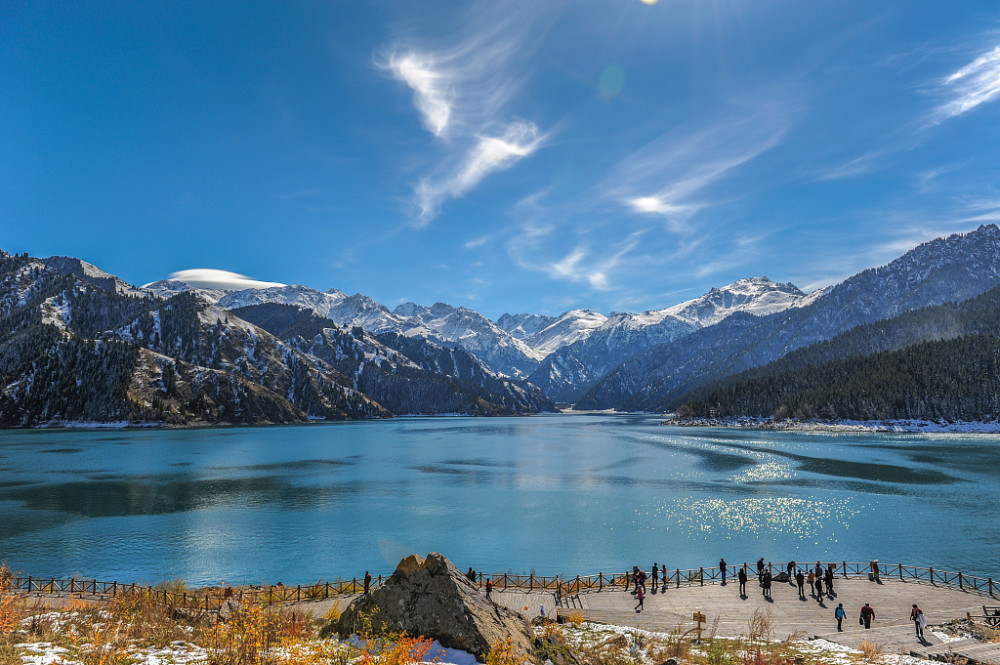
[577,224,1000,412]
[528,277,812,402]
[0,252,553,427]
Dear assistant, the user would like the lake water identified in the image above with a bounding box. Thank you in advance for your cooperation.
[0,414,997,586]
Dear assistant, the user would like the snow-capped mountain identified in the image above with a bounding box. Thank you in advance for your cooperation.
[497,309,608,357]
[577,224,1000,412]
[393,302,543,379]
[0,253,554,427]
[528,277,813,402]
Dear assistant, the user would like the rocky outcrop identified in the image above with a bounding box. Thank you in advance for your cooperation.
[324,552,535,661]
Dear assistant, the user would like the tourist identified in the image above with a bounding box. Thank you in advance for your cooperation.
[860,603,875,629]
[796,569,806,599]
[824,566,835,596]
[807,569,816,597]
[814,574,824,600]
[635,583,645,612]
[757,558,765,583]
[364,571,372,594]
[485,578,493,599]
[467,567,476,582]
[633,566,641,594]
[835,603,846,631]
[720,558,727,585]
[786,560,796,584]
[815,561,823,578]
[911,604,926,640]
[652,562,659,592]
[661,564,667,592]
[624,569,630,590]
[762,570,772,599]
[738,566,748,597]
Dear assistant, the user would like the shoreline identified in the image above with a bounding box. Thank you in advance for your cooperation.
[660,414,1000,433]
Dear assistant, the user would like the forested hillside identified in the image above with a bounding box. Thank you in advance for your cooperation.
[677,334,1000,422]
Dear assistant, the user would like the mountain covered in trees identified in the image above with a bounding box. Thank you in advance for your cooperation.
[5,224,1000,428]
[672,283,1000,422]
[0,251,553,427]
[575,224,1000,413]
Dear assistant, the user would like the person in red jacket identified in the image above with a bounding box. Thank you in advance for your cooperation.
[860,603,876,629]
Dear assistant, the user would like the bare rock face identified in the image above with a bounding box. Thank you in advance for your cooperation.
[326,552,535,661]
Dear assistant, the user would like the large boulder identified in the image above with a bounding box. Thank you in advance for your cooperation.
[325,552,535,662]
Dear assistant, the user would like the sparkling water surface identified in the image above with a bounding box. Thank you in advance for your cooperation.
[0,414,996,586]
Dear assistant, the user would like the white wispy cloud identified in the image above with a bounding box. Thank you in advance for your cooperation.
[609,111,788,232]
[931,43,1000,123]
[384,52,453,137]
[379,5,548,224]
[414,120,544,224]
[163,269,286,291]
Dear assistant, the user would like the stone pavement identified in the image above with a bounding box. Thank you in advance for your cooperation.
[282,577,1000,663]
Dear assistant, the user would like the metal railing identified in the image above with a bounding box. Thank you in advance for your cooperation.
[5,560,996,613]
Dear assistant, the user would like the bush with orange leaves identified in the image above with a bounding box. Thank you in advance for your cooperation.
[486,635,525,665]
[0,562,22,637]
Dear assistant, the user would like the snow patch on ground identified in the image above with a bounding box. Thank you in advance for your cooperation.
[662,415,1000,434]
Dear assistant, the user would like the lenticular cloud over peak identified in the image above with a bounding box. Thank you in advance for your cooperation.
[164,269,287,291]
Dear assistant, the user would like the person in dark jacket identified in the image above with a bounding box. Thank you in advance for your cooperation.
[762,570,772,599]
[363,571,372,594]
[756,558,765,583]
[796,569,806,599]
[720,558,727,585]
[861,603,876,629]
[738,566,748,596]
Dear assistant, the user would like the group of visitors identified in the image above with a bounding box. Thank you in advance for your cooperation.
[624,562,670,612]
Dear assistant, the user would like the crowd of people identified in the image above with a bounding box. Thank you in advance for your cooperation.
[617,558,929,637]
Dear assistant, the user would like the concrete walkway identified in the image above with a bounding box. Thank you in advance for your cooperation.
[291,578,995,652]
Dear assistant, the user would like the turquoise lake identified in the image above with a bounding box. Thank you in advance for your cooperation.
[0,414,996,586]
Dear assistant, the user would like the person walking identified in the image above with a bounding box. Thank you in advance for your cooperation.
[796,569,806,600]
[720,558,728,585]
[363,571,372,594]
[860,603,875,629]
[814,574,824,600]
[651,562,659,592]
[635,584,645,612]
[835,603,846,631]
[911,604,926,640]
[762,570,772,599]
[756,558,765,583]
[738,566,748,596]
[824,566,835,596]
[661,564,667,592]
[632,566,641,594]
[485,578,493,599]
[807,569,816,597]
[624,569,630,590]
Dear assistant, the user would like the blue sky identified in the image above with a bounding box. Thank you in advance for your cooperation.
[3,1,1000,318]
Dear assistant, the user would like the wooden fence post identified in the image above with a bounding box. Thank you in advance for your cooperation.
[959,572,964,590]
[700,567,704,586]
[676,569,680,589]
[112,581,117,597]
[599,573,603,591]
[842,561,847,577]
[530,573,534,590]
[899,564,903,581]
[27,576,32,592]
[929,568,934,585]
